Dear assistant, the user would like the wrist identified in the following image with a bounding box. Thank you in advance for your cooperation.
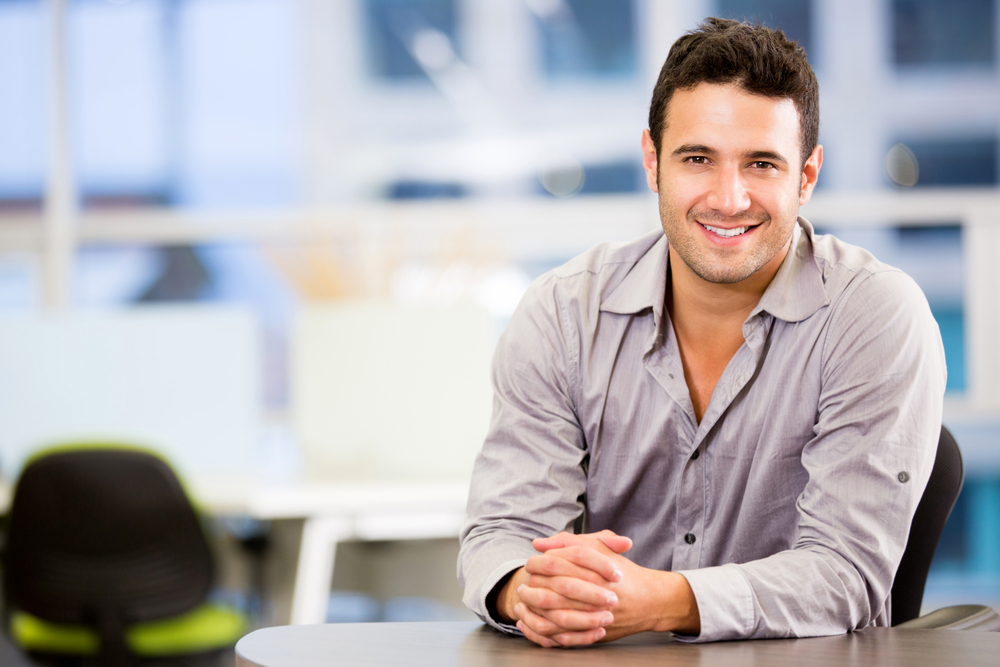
[495,567,529,624]
[650,572,701,635]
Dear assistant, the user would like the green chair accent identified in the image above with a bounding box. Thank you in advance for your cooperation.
[2,444,250,665]
[11,603,246,657]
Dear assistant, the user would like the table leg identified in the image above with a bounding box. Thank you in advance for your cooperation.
[290,516,352,625]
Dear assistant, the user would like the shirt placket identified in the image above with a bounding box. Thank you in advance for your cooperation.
[673,314,773,570]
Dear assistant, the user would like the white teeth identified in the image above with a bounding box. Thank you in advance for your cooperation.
[702,224,749,238]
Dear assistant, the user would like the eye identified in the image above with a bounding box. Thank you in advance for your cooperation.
[684,156,710,164]
[751,161,775,170]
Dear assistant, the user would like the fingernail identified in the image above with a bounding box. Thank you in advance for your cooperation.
[602,613,613,627]
[514,603,523,616]
[606,593,618,606]
[516,585,525,595]
[612,568,623,582]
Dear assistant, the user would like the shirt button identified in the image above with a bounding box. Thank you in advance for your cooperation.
[898,471,910,483]
[684,533,696,545]
[690,450,700,461]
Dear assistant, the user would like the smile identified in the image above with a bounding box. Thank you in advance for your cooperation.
[700,223,755,238]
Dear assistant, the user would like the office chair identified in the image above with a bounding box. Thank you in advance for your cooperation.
[1,445,246,666]
[892,426,1000,630]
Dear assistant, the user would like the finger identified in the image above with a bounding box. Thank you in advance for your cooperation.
[594,530,633,554]
[533,530,631,556]
[516,583,610,612]
[516,620,561,648]
[551,627,607,647]
[524,551,617,586]
[527,574,619,609]
[542,545,625,583]
[517,601,612,634]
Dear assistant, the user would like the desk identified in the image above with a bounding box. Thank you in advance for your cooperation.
[0,477,470,626]
[235,621,1000,666]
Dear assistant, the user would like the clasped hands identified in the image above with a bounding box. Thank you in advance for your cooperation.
[497,530,700,648]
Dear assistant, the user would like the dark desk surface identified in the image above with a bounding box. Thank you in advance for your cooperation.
[235,621,1000,667]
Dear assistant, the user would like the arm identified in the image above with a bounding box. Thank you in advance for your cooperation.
[458,275,691,646]
[677,270,945,641]
[457,274,593,632]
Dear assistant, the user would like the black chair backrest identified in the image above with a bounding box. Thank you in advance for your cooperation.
[2,447,214,661]
[891,425,964,626]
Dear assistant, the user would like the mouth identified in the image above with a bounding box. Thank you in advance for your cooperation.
[698,222,759,239]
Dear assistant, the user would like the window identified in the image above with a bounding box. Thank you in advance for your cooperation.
[0,0,46,204]
[531,0,638,80]
[893,0,995,66]
[363,0,458,81]
[889,137,999,188]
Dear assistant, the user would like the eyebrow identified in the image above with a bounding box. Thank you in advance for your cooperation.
[672,144,715,156]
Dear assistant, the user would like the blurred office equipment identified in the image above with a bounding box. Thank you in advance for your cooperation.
[0,306,261,480]
[292,301,493,481]
[2,446,247,665]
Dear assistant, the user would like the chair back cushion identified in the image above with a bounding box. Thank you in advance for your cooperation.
[891,426,964,625]
[3,447,213,625]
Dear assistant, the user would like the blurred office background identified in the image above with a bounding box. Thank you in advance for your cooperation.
[0,0,998,651]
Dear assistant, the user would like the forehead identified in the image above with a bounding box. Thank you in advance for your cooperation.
[664,82,800,150]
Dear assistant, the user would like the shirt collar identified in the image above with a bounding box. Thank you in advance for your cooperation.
[753,217,830,323]
[600,232,669,321]
[599,217,828,325]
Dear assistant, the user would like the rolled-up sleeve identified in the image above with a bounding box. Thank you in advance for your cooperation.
[458,274,588,631]
[677,269,946,642]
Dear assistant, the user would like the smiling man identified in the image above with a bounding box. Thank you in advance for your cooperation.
[458,18,945,646]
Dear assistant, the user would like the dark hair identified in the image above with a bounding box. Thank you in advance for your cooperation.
[648,17,819,169]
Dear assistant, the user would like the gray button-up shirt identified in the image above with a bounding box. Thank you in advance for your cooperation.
[458,218,946,642]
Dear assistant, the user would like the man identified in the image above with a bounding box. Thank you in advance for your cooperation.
[458,18,945,646]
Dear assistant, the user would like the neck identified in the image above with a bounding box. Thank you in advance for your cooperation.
[667,238,790,339]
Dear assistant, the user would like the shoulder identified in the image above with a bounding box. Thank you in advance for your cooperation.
[810,231,929,314]
[521,228,665,313]
[809,232,943,375]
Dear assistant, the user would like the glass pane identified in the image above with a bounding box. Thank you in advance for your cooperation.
[70,0,172,205]
[894,0,995,66]
[65,0,302,210]
[363,0,458,81]
[0,0,46,205]
[532,0,638,80]
[888,137,999,188]
[716,0,813,60]
[0,252,39,310]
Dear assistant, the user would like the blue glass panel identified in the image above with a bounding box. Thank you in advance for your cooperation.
[364,0,457,80]
[716,0,813,61]
[70,0,173,202]
[537,161,644,196]
[894,0,995,66]
[0,0,45,203]
[535,0,637,80]
[388,180,467,199]
[897,138,999,188]
[931,306,966,393]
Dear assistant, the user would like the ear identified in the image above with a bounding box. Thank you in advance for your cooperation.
[799,144,823,205]
[641,129,659,193]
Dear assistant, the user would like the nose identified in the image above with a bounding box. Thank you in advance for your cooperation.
[704,164,751,217]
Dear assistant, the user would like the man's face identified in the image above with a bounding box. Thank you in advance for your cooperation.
[641,82,822,286]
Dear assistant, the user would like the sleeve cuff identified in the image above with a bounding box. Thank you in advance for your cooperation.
[674,564,756,642]
[476,558,530,634]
